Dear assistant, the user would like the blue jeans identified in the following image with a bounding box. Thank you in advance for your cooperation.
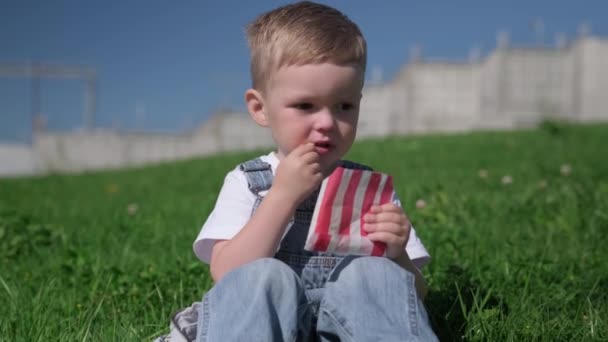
[196,253,437,341]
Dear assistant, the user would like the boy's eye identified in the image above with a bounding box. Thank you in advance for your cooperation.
[339,103,354,111]
[293,103,314,111]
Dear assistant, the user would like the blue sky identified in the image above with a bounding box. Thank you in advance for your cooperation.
[1,0,607,142]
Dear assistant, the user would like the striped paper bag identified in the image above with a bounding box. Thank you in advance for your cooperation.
[304,166,394,256]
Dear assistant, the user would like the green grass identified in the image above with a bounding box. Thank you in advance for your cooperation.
[1,122,607,341]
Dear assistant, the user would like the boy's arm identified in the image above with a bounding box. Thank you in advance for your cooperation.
[363,204,429,300]
[210,188,298,282]
[210,143,324,282]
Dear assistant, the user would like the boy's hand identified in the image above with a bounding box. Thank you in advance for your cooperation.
[273,143,324,205]
[363,203,411,259]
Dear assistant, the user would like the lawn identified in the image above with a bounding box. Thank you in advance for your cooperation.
[1,122,606,341]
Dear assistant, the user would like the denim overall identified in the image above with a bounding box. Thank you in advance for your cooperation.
[195,158,438,342]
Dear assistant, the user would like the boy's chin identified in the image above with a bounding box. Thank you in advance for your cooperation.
[319,158,341,176]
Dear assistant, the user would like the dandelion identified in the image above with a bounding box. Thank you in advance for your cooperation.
[105,183,119,194]
[560,163,572,176]
[501,175,513,185]
[127,203,139,215]
[478,169,488,178]
[538,179,548,189]
[415,199,427,209]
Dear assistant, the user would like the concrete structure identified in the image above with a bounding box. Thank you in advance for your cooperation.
[0,143,39,176]
[27,110,272,174]
[1,35,607,177]
[360,35,608,135]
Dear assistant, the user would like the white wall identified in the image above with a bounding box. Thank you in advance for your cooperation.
[580,38,608,121]
[22,111,275,174]
[0,144,39,176]
[2,36,607,177]
[499,47,576,126]
[399,62,482,133]
[359,84,394,137]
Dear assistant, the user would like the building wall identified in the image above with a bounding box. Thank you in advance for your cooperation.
[0,143,39,176]
[580,38,608,121]
[498,47,576,126]
[359,84,394,137]
[20,111,274,174]
[2,36,607,177]
[398,62,482,133]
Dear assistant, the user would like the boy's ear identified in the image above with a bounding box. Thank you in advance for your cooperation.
[245,88,268,127]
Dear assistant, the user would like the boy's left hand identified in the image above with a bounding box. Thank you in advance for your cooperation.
[363,203,411,259]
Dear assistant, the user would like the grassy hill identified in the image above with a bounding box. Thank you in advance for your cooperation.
[1,122,607,340]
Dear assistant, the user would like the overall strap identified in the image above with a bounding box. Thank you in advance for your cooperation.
[239,158,274,215]
[239,158,274,195]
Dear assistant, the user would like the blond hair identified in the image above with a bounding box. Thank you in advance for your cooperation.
[246,1,367,91]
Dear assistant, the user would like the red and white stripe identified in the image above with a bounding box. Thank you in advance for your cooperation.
[304,166,394,256]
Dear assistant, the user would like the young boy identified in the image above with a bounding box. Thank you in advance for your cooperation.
[192,2,437,341]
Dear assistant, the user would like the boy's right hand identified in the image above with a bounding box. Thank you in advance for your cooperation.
[272,143,324,205]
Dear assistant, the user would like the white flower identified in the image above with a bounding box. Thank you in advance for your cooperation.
[415,199,427,209]
[501,175,513,185]
[560,164,572,176]
[127,203,139,215]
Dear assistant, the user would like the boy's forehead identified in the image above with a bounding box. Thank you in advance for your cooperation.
[268,63,364,91]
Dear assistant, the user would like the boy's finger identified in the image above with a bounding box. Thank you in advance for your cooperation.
[365,211,408,225]
[366,231,407,245]
[370,204,401,214]
[293,142,315,155]
[301,151,320,163]
[369,219,409,232]
[364,222,405,235]
[364,211,400,223]
[369,205,382,213]
[379,203,402,211]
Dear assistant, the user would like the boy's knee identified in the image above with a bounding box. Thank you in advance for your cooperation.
[250,257,296,278]
[230,257,301,291]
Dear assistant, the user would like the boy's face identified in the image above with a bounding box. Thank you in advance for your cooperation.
[250,63,363,170]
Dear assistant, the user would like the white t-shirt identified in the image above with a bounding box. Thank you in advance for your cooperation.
[193,152,431,269]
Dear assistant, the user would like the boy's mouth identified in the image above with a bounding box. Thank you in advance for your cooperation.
[314,142,333,154]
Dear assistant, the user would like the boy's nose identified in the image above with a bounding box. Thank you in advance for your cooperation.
[314,109,335,131]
